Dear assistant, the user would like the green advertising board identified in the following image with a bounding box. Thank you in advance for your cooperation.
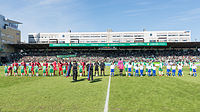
[50,42,167,47]
[57,55,76,58]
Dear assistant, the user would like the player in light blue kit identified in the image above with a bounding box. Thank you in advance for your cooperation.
[172,64,176,77]
[128,62,132,77]
[177,63,183,77]
[140,63,144,77]
[192,63,197,77]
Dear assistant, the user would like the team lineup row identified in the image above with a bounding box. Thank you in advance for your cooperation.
[3,59,198,80]
[111,60,197,77]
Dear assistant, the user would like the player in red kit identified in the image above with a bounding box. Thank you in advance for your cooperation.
[53,61,57,76]
[31,61,35,76]
[21,60,27,76]
[81,60,86,76]
[12,61,19,74]
[8,66,12,76]
[65,61,68,76]
[43,61,48,76]
[35,60,42,70]
[58,61,63,76]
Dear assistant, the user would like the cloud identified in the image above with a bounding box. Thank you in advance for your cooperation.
[122,2,171,17]
[0,0,93,42]
[185,8,200,15]
[38,0,64,5]
[124,9,149,14]
[136,1,151,5]
[168,8,200,22]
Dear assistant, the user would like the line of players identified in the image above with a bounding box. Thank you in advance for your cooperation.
[4,60,198,79]
[110,60,197,77]
[4,60,106,81]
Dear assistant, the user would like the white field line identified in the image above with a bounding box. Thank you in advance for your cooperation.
[104,76,111,112]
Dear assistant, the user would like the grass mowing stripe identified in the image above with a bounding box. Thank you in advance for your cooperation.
[109,76,200,112]
[0,75,109,112]
[104,76,111,112]
[0,76,43,88]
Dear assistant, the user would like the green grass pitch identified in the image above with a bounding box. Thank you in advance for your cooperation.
[0,66,200,112]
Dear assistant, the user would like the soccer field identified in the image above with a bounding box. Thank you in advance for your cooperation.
[0,66,200,112]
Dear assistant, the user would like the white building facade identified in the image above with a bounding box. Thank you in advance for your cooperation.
[28,30,191,44]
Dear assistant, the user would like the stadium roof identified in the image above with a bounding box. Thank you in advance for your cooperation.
[5,19,22,24]
[6,42,200,50]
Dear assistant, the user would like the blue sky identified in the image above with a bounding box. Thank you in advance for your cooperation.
[0,0,200,42]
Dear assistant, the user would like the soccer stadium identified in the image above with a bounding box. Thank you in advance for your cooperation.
[1,1,200,112]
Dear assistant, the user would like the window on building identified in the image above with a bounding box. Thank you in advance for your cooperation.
[95,36,100,37]
[168,34,178,36]
[7,35,14,39]
[1,33,5,37]
[157,34,167,37]
[29,35,34,39]
[134,35,144,37]
[113,40,120,43]
[41,41,48,43]
[150,33,152,36]
[70,36,80,39]
[180,34,190,36]
[2,40,6,43]
[150,40,156,42]
[159,40,167,42]
[113,35,120,37]
[101,35,107,37]
[29,40,36,43]
[29,37,34,39]
[134,38,144,43]
[126,40,131,42]
[70,39,79,43]
[124,35,133,37]
[59,41,65,43]
[91,41,98,43]
[62,35,65,37]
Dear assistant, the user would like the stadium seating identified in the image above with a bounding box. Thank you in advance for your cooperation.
[7,49,200,64]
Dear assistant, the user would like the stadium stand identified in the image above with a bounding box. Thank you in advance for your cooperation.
[2,42,200,64]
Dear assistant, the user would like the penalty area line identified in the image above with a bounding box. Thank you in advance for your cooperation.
[104,76,111,112]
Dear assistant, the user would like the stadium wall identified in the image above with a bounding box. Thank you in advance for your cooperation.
[28,30,191,44]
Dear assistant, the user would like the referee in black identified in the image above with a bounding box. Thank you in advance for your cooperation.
[72,60,78,81]
[100,61,105,76]
[94,60,99,76]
